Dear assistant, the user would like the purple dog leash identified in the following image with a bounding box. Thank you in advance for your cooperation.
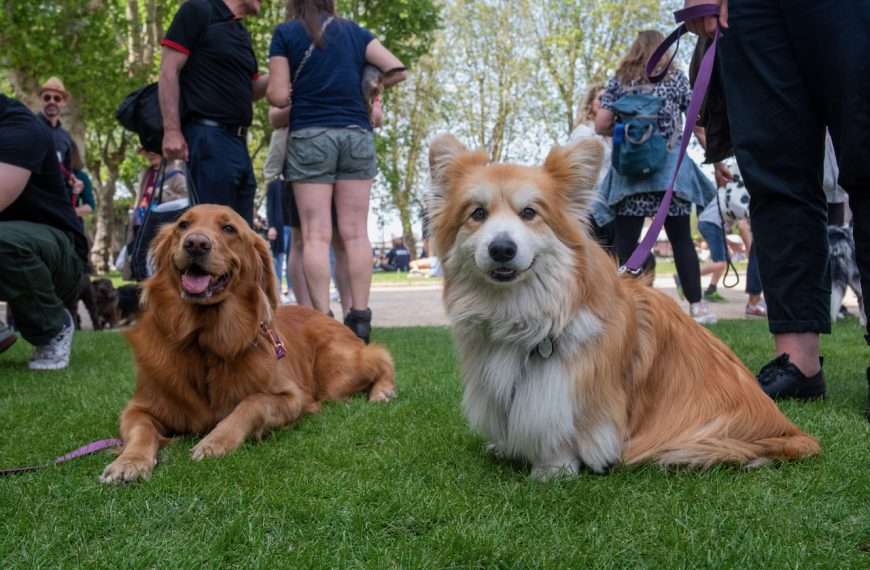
[620,4,721,274]
[0,438,123,477]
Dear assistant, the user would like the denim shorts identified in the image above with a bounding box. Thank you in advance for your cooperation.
[285,126,377,183]
[698,221,727,263]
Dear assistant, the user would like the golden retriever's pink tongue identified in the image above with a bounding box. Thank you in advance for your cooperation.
[182,274,211,294]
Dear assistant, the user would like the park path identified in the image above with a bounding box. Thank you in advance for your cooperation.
[2,274,860,330]
[361,274,770,328]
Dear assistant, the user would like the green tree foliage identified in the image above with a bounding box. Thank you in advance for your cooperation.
[533,0,672,137]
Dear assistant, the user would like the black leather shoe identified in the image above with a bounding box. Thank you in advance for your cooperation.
[756,354,826,401]
[344,308,372,344]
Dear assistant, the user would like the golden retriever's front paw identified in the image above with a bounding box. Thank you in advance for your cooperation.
[99,455,155,484]
[190,435,238,461]
[368,387,396,402]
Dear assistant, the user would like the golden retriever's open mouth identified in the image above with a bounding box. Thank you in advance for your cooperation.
[179,264,231,299]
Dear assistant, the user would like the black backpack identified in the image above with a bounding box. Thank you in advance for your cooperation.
[115,83,163,154]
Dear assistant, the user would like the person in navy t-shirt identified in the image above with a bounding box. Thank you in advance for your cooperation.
[266,0,406,344]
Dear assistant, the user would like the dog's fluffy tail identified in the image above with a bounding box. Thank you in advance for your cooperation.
[626,430,821,469]
[359,343,396,402]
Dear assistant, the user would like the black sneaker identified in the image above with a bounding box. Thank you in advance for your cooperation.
[756,353,826,401]
[343,308,372,344]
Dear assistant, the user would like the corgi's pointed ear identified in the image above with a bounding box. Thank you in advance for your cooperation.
[427,134,486,221]
[428,133,469,190]
[544,137,605,219]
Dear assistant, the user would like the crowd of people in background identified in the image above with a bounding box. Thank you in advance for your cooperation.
[3,0,869,423]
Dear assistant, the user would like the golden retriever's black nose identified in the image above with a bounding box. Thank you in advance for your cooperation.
[183,233,212,257]
[489,236,517,263]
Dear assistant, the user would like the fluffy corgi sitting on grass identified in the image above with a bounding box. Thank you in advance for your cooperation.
[426,133,820,479]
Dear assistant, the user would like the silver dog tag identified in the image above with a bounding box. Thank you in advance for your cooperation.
[537,337,553,359]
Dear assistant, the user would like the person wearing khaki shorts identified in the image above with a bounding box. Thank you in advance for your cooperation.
[267,2,406,343]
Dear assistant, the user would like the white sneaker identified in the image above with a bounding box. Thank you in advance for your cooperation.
[29,309,74,370]
[690,302,718,326]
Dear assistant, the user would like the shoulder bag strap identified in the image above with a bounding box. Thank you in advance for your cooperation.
[293,16,335,84]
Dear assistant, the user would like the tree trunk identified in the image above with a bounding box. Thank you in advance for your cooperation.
[91,170,119,273]
[89,132,128,273]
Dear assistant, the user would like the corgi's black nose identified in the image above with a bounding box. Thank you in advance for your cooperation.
[489,237,517,262]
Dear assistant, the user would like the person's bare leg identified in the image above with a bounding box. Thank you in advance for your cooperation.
[700,261,726,286]
[331,233,352,316]
[775,333,821,377]
[293,182,334,313]
[748,293,763,305]
[288,227,312,308]
[334,179,373,311]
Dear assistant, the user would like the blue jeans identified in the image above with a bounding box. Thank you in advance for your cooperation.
[272,227,292,292]
[184,123,256,226]
[746,244,762,297]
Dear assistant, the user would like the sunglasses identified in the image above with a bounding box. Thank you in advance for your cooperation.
[42,94,64,103]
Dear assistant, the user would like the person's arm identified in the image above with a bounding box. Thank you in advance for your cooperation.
[159,47,189,161]
[252,73,270,101]
[684,0,729,37]
[269,106,290,129]
[594,108,615,136]
[158,2,207,161]
[366,40,406,88]
[0,163,29,213]
[267,57,291,108]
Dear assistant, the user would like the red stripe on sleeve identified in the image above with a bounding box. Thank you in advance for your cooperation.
[160,39,191,56]
[252,72,262,80]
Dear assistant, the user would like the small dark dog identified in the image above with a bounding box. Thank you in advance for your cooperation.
[92,278,120,330]
[116,284,142,326]
[829,225,865,325]
[68,274,100,331]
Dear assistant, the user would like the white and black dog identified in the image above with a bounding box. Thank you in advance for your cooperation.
[829,225,865,326]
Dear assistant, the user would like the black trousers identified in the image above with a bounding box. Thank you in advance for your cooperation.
[184,123,256,226]
[719,0,870,337]
[614,214,702,303]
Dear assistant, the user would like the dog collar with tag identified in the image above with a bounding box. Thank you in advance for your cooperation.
[534,336,554,359]
[259,322,287,360]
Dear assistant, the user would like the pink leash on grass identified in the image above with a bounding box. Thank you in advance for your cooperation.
[620,4,721,274]
[0,438,123,476]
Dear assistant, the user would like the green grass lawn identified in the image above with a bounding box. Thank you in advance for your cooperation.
[1,321,869,568]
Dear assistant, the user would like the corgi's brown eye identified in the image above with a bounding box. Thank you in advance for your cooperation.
[520,207,537,221]
[178,220,190,230]
[222,224,237,234]
[470,207,487,222]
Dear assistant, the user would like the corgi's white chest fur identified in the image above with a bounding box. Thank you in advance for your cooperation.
[454,309,617,475]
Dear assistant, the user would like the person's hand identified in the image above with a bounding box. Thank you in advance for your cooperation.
[684,0,729,38]
[163,128,188,162]
[70,175,84,194]
[714,162,733,187]
[267,227,278,241]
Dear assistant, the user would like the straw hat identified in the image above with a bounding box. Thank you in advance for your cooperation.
[39,77,69,99]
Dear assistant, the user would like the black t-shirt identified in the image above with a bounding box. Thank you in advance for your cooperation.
[38,113,74,180]
[0,95,89,262]
[162,0,259,127]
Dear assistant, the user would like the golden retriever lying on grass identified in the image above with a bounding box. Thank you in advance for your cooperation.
[101,205,395,484]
